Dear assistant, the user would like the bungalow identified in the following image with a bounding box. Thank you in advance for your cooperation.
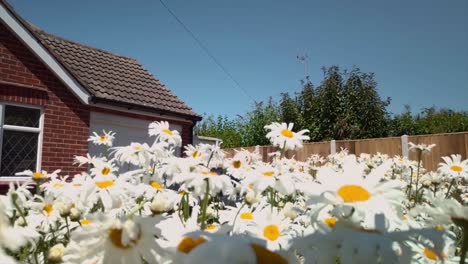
[0,0,201,181]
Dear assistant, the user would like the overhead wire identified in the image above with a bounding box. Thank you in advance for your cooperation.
[158,0,255,102]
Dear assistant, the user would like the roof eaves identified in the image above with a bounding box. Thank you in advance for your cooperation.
[0,0,91,104]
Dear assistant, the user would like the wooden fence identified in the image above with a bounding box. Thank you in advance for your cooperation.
[223,132,468,171]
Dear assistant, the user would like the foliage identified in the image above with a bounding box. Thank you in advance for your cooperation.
[196,65,468,148]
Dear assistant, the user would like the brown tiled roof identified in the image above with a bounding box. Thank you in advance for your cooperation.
[29,26,200,120]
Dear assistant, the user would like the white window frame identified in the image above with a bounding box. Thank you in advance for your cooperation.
[0,102,44,181]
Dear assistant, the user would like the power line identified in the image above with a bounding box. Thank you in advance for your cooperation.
[158,0,254,102]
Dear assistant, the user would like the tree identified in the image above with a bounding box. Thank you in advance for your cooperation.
[342,67,391,139]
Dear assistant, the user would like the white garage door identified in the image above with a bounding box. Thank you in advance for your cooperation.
[89,111,182,158]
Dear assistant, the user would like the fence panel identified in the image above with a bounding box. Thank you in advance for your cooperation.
[221,132,468,170]
[408,133,467,171]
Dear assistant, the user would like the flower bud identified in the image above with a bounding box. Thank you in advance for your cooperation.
[69,207,81,221]
[15,216,27,227]
[56,202,72,218]
[150,193,174,214]
[48,243,65,263]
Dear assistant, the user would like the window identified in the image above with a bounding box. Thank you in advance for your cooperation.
[0,104,43,177]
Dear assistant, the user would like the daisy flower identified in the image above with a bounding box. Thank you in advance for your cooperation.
[264,122,310,150]
[90,158,117,179]
[179,170,235,199]
[112,142,152,166]
[245,207,292,251]
[88,130,115,147]
[182,233,291,264]
[439,154,468,179]
[409,142,436,154]
[306,157,405,228]
[148,121,182,146]
[184,144,203,159]
[63,214,165,264]
[15,169,60,182]
[73,153,96,166]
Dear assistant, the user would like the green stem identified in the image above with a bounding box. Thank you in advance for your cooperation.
[35,183,40,196]
[11,194,27,225]
[407,167,413,200]
[128,200,146,218]
[460,225,467,264]
[231,203,246,231]
[279,141,287,159]
[64,217,71,240]
[206,152,215,168]
[200,179,210,230]
[414,153,422,204]
[183,193,190,221]
[445,178,456,198]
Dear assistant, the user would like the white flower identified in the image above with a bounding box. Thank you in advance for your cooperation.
[149,121,182,146]
[439,154,468,179]
[15,169,60,182]
[409,142,436,154]
[112,142,152,166]
[245,207,292,251]
[182,233,291,264]
[264,122,309,150]
[90,158,117,179]
[180,170,235,199]
[64,215,164,263]
[88,130,115,147]
[306,157,405,228]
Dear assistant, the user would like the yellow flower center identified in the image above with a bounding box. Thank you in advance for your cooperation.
[53,183,63,188]
[134,145,142,151]
[177,237,207,254]
[240,212,254,220]
[250,244,288,264]
[233,160,242,169]
[150,181,163,190]
[450,165,463,172]
[262,171,275,177]
[99,135,108,142]
[192,151,200,158]
[263,224,280,241]
[80,219,91,225]
[206,224,217,231]
[43,204,53,216]
[101,167,111,176]
[202,171,218,177]
[424,248,438,260]
[248,184,254,189]
[436,225,444,231]
[280,129,294,138]
[95,181,115,189]
[324,217,337,228]
[32,172,44,179]
[108,227,140,250]
[162,129,173,135]
[337,185,371,203]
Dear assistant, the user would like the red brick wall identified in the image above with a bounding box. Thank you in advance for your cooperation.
[0,22,90,177]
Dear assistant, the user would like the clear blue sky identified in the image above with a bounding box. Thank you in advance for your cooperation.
[8,0,468,118]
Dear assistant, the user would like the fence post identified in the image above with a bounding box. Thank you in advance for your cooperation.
[330,140,336,155]
[401,135,409,157]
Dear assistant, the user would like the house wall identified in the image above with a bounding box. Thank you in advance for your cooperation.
[89,111,183,157]
[91,107,195,154]
[0,22,90,177]
[0,22,196,182]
